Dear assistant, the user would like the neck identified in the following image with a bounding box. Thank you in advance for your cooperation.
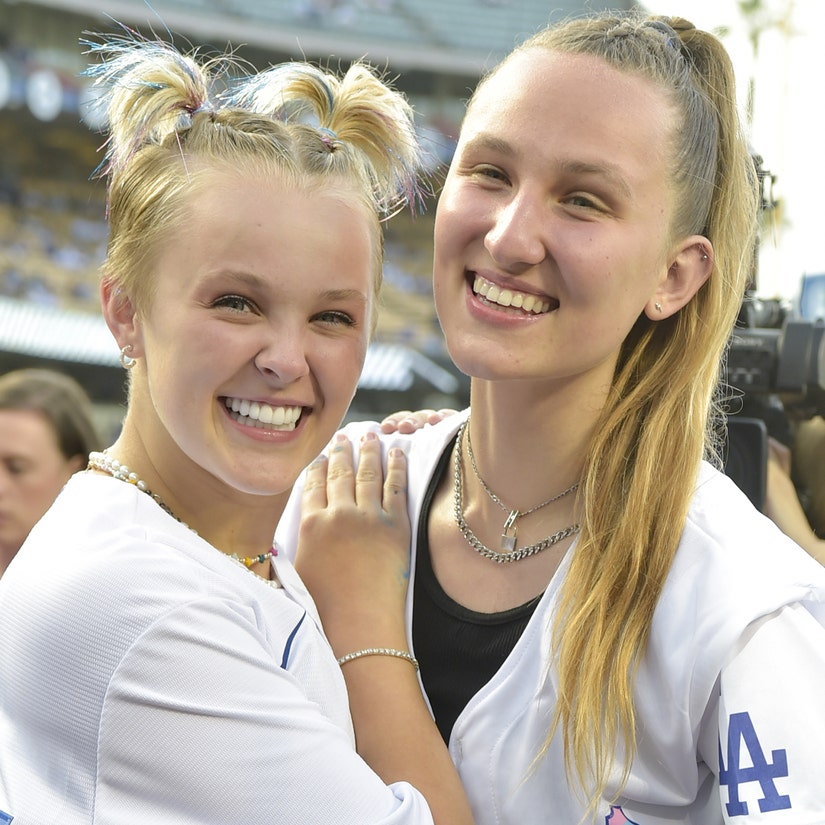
[466,378,601,506]
[105,427,285,560]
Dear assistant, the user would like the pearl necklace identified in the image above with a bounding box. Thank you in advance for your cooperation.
[86,450,278,579]
[453,420,580,563]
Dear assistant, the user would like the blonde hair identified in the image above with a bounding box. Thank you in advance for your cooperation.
[84,33,422,330]
[473,12,758,812]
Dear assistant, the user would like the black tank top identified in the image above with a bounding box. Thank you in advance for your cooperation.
[412,436,542,744]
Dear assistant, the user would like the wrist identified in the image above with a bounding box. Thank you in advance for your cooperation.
[337,647,419,670]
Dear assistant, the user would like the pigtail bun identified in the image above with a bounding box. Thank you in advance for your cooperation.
[83,32,213,176]
[230,61,421,216]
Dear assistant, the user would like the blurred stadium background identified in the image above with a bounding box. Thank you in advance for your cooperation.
[0,0,639,432]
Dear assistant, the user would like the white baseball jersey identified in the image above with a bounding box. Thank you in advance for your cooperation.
[277,412,825,824]
[0,472,433,825]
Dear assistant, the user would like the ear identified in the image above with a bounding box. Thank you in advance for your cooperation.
[100,277,143,357]
[645,236,713,320]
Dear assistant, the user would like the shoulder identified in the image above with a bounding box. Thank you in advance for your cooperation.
[681,461,825,591]
[648,462,825,685]
[9,473,294,637]
[336,410,468,456]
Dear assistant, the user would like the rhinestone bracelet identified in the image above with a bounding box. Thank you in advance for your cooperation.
[336,647,419,671]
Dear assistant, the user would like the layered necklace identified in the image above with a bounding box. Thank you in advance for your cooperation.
[87,450,278,581]
[453,419,580,563]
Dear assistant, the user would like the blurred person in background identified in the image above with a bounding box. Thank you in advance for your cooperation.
[0,367,101,576]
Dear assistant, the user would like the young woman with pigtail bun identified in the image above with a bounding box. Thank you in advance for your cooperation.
[0,33,473,825]
[281,11,825,823]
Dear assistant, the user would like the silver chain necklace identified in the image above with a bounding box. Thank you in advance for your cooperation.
[453,419,580,563]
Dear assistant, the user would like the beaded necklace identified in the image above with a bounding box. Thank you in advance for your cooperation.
[86,450,278,581]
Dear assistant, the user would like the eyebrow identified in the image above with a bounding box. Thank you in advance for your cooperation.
[206,271,368,304]
[557,160,634,201]
[462,133,634,201]
[318,288,369,304]
[462,133,515,157]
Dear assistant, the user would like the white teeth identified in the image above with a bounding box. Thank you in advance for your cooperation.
[472,276,552,314]
[224,398,302,430]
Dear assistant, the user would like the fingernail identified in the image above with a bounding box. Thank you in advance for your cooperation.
[362,431,377,442]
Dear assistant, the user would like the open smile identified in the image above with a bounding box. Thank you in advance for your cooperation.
[222,397,304,431]
[472,275,556,314]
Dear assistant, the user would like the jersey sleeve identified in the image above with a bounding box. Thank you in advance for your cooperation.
[96,595,434,825]
[717,601,825,822]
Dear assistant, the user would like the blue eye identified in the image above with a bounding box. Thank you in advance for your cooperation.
[315,310,355,326]
[566,195,596,208]
[478,166,509,183]
[214,294,254,312]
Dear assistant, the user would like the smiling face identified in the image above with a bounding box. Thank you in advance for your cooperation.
[113,169,374,502]
[433,49,679,392]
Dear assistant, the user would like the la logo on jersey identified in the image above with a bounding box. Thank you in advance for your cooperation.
[719,711,792,816]
[605,806,639,824]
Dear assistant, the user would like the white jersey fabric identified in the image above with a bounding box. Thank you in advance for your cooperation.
[0,472,433,825]
[277,413,825,824]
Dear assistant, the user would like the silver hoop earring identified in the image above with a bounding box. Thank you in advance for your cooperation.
[654,302,663,313]
[120,344,137,370]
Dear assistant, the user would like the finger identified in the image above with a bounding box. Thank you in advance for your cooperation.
[388,410,437,435]
[301,453,330,511]
[325,433,356,505]
[383,446,408,518]
[434,408,459,422]
[380,411,414,434]
[354,432,384,507]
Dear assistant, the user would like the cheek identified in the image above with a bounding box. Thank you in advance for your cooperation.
[314,337,368,400]
[435,193,475,253]
[24,467,70,511]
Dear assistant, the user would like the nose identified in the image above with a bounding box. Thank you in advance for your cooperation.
[484,192,548,272]
[254,327,311,385]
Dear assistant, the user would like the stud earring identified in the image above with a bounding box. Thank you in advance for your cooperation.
[654,302,663,313]
[120,344,137,370]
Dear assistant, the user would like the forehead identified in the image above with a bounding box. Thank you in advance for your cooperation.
[0,409,59,454]
[463,49,675,187]
[173,166,373,246]
[153,170,377,296]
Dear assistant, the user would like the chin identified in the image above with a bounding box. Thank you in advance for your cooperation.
[445,340,501,381]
